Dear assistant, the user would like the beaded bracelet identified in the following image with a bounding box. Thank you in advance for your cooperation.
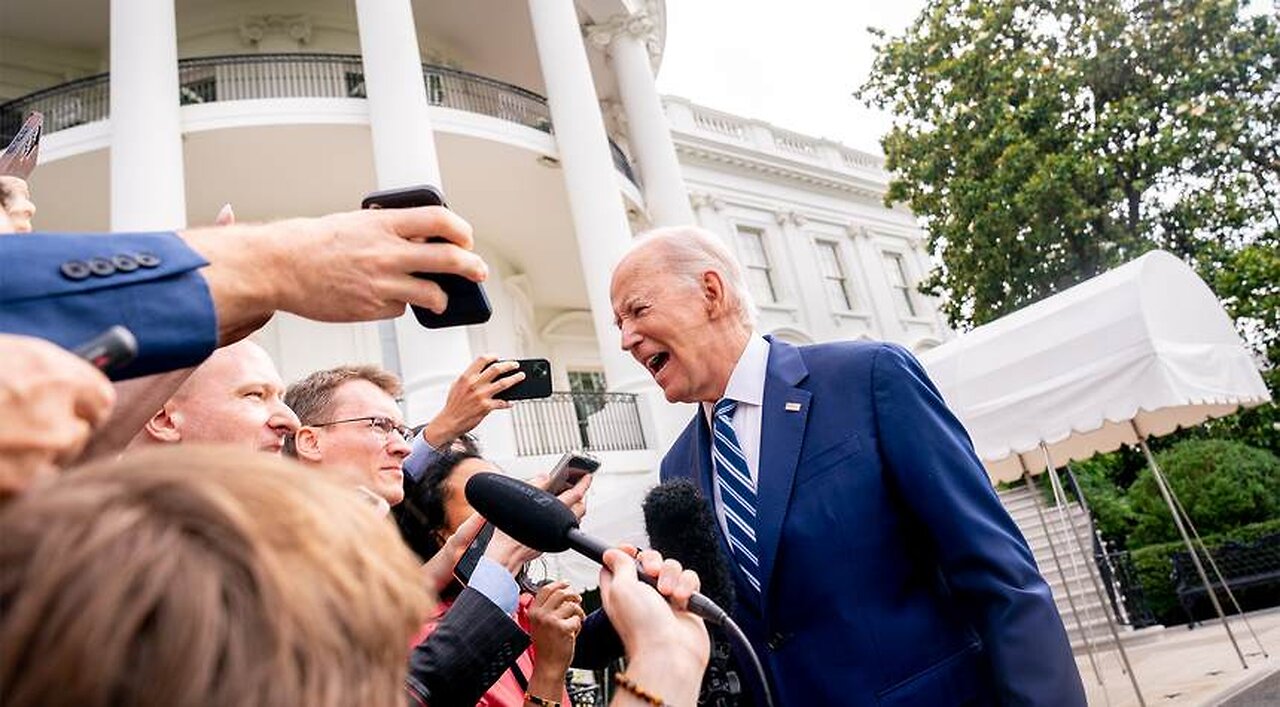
[613,672,672,707]
[522,692,561,707]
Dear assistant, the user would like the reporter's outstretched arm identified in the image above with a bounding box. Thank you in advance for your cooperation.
[600,549,709,707]
[183,205,484,345]
[1,206,485,379]
[405,354,523,481]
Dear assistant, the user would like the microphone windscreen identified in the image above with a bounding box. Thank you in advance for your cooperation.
[464,472,576,553]
[643,478,735,609]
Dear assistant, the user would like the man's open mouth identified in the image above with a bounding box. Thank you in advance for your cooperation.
[646,351,670,375]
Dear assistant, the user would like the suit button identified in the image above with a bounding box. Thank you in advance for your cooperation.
[134,252,161,268]
[767,632,790,650]
[60,260,91,280]
[111,254,140,272]
[87,257,116,276]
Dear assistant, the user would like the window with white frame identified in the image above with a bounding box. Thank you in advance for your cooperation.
[814,239,855,311]
[735,226,778,304]
[884,251,918,317]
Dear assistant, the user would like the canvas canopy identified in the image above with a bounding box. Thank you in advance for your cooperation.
[919,250,1272,483]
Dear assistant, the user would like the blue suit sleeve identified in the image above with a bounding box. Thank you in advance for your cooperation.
[870,343,1085,706]
[0,232,218,380]
[403,432,443,484]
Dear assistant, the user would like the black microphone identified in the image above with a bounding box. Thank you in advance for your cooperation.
[464,472,730,626]
[645,480,744,706]
[643,479,735,610]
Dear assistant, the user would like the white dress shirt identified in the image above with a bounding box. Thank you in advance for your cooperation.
[702,333,769,541]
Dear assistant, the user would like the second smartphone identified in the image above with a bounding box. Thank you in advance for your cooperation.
[361,184,492,329]
[486,358,553,401]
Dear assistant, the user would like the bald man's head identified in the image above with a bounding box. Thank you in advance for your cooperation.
[132,340,299,453]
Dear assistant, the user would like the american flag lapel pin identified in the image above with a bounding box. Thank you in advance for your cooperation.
[785,402,802,412]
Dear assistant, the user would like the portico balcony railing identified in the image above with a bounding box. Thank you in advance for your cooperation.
[511,392,647,456]
[0,53,638,186]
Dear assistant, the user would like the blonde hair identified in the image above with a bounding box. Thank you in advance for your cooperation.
[0,446,430,707]
[631,226,758,326]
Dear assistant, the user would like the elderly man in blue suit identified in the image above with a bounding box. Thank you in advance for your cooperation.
[610,227,1084,706]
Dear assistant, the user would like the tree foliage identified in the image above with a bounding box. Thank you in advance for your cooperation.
[1126,438,1280,546]
[859,0,1279,445]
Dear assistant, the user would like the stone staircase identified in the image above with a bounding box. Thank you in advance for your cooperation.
[997,484,1131,652]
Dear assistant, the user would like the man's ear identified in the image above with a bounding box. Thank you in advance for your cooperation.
[142,403,183,444]
[701,270,730,319]
[293,427,324,462]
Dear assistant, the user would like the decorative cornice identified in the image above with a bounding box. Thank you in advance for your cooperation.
[774,210,807,227]
[689,191,725,212]
[676,142,884,201]
[239,14,312,46]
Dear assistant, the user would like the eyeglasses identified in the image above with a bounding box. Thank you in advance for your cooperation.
[312,416,413,441]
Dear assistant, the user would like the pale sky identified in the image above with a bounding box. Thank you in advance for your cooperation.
[655,0,929,156]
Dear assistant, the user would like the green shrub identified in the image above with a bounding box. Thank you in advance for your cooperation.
[1129,518,1280,624]
[1127,440,1280,548]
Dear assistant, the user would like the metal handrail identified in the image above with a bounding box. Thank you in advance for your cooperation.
[511,391,647,456]
[0,53,639,185]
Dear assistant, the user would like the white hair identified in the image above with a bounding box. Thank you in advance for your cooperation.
[630,226,757,327]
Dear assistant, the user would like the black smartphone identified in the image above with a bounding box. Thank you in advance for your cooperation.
[545,450,601,495]
[488,358,553,401]
[72,325,138,373]
[360,185,492,329]
[452,522,495,585]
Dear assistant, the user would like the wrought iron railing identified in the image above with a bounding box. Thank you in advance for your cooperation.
[511,392,646,456]
[0,53,638,185]
[1096,548,1158,629]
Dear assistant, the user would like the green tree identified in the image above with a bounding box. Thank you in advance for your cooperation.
[1126,439,1280,547]
[858,0,1279,444]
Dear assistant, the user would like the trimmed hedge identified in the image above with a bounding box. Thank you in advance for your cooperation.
[1129,518,1280,624]
[1128,440,1280,547]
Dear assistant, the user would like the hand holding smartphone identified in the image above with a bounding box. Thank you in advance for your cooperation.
[452,452,598,585]
[360,185,492,329]
[545,450,601,495]
[484,358,553,401]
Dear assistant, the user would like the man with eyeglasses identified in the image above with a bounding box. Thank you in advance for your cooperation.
[285,356,523,506]
[285,359,582,706]
[128,339,299,453]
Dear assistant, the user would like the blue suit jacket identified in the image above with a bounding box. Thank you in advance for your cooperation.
[660,339,1084,706]
[0,232,217,379]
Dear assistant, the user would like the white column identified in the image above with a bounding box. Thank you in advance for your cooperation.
[355,0,471,420]
[527,0,649,394]
[354,0,441,187]
[586,11,695,227]
[110,0,186,230]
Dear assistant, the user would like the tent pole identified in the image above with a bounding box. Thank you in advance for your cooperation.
[1041,444,1146,706]
[1021,461,1104,686]
[1066,463,1128,624]
[1164,473,1269,659]
[1130,421,1247,669]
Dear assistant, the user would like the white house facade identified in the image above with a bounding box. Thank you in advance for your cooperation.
[1,0,949,569]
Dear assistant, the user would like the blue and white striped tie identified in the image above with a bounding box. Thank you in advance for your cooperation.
[712,398,761,596]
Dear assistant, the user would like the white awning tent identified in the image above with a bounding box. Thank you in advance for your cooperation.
[918,249,1273,697]
[918,249,1272,483]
